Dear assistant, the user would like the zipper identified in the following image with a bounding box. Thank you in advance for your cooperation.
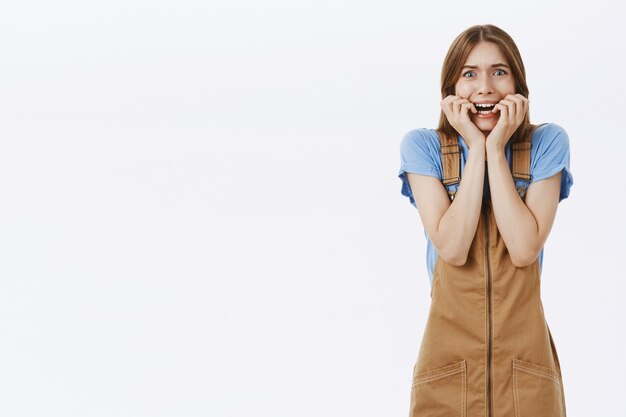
[484,202,493,417]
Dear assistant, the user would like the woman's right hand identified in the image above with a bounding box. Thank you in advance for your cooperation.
[440,95,486,149]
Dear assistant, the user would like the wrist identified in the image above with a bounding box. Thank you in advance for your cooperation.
[468,141,486,153]
[486,143,505,155]
[468,142,486,161]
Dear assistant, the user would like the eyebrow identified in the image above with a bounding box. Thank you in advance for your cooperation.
[462,63,510,70]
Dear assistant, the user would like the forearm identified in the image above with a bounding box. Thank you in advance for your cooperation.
[486,145,539,265]
[434,144,486,265]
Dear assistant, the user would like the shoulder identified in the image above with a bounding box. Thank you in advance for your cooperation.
[398,128,443,179]
[530,122,571,167]
[528,122,574,201]
[531,122,570,152]
[400,128,441,156]
[401,128,441,147]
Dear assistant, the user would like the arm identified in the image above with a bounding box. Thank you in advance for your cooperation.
[407,142,486,266]
[486,146,562,267]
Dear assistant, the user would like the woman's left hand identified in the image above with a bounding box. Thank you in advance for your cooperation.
[486,94,529,152]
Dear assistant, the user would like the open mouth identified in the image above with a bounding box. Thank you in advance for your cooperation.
[474,103,496,114]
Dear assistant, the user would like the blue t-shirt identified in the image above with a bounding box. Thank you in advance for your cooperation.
[398,122,574,287]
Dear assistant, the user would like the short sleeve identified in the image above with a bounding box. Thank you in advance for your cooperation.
[398,129,442,207]
[530,123,574,202]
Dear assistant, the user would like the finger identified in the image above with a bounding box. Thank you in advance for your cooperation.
[499,99,515,120]
[460,102,477,114]
[514,93,527,104]
[441,96,458,115]
[520,95,529,112]
[507,99,518,122]
[441,95,459,107]
[452,99,462,114]
[494,103,508,119]
[457,103,469,118]
[506,94,523,105]
[440,97,452,114]
[452,98,470,114]
[510,95,528,120]
[507,94,524,115]
[454,99,471,108]
[507,96,521,115]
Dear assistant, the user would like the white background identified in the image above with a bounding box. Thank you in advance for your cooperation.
[1,1,624,416]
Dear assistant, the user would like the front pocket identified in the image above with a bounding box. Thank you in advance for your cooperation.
[409,359,466,417]
[512,358,565,417]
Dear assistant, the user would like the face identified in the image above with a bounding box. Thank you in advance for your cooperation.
[454,41,516,135]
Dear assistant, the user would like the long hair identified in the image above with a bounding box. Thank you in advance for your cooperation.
[437,24,537,144]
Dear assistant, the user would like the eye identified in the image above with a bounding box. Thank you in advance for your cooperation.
[462,71,476,78]
[494,69,507,76]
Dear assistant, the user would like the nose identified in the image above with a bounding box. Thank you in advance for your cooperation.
[477,72,495,95]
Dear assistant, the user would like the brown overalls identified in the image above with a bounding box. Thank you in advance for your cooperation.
[408,130,567,417]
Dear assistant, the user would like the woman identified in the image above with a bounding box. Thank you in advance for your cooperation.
[398,24,573,417]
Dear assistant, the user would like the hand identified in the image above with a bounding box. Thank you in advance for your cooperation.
[440,95,486,150]
[486,94,529,152]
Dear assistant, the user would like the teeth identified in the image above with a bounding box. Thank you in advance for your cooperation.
[475,103,496,108]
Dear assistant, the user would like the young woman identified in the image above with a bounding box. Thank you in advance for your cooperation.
[398,24,573,417]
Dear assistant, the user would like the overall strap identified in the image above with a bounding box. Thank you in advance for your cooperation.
[439,129,533,202]
[437,131,461,201]
[511,129,533,200]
